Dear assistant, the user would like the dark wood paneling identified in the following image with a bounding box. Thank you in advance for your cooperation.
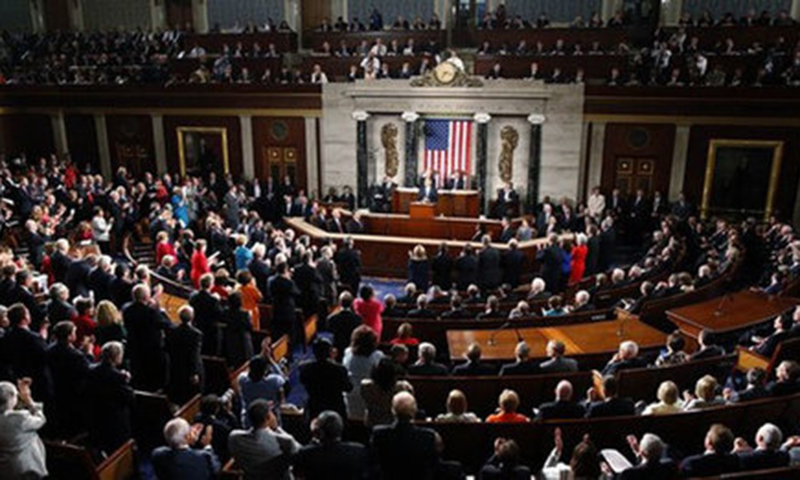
[301,0,330,34]
[685,125,800,220]
[601,123,675,196]
[64,114,100,173]
[252,116,307,191]
[105,115,156,178]
[0,85,322,111]
[0,114,54,159]
[163,116,243,178]
[42,0,70,32]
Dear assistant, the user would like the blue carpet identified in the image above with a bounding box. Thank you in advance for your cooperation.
[362,276,406,300]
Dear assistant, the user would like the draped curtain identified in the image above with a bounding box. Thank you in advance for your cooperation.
[683,0,791,18]
[207,0,286,30]
[505,0,603,23]
[347,0,434,26]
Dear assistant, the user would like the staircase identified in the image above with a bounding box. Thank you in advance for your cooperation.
[129,238,156,269]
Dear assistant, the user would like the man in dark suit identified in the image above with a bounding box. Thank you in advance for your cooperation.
[327,209,347,234]
[446,172,469,191]
[499,341,539,376]
[417,177,438,203]
[408,343,448,376]
[299,338,353,420]
[501,239,525,288]
[45,283,77,325]
[628,189,650,245]
[498,218,515,243]
[495,182,519,218]
[619,434,678,480]
[152,418,221,479]
[50,241,73,283]
[452,343,497,376]
[406,295,437,319]
[730,368,769,403]
[599,218,617,272]
[334,237,362,294]
[585,375,635,418]
[65,252,93,299]
[269,262,302,348]
[538,234,563,294]
[601,340,647,376]
[371,392,438,480]
[122,284,173,391]
[608,188,627,217]
[1,304,52,405]
[87,255,114,302]
[670,192,694,220]
[9,270,46,331]
[585,226,601,276]
[86,341,134,455]
[295,410,368,480]
[293,251,323,318]
[537,380,586,420]
[46,321,90,437]
[454,245,478,291]
[440,295,467,319]
[679,424,740,478]
[0,264,17,301]
[690,330,726,360]
[189,274,224,357]
[766,360,800,396]
[538,340,578,373]
[345,212,366,234]
[248,247,271,299]
[752,314,793,358]
[325,292,362,361]
[165,306,204,404]
[478,235,501,291]
[430,243,452,290]
[736,423,790,472]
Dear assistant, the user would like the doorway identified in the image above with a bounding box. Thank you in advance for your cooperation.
[301,0,330,32]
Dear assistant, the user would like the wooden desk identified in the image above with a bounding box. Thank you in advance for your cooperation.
[409,201,435,219]
[392,188,480,217]
[666,290,798,339]
[446,317,666,361]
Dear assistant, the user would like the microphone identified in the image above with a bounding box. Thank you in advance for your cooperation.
[487,320,524,346]
[714,293,731,317]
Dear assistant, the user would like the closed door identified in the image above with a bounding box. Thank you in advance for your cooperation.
[614,157,655,196]
[301,0,330,32]
[166,0,193,30]
[43,0,71,31]
[262,146,305,191]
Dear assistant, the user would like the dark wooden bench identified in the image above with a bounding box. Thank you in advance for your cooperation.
[45,439,137,480]
[737,336,800,379]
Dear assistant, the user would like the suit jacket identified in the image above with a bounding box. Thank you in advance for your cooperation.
[754,330,790,358]
[189,290,224,356]
[46,298,77,324]
[585,397,635,418]
[501,249,525,287]
[371,420,438,480]
[327,218,347,234]
[690,346,725,361]
[50,250,72,283]
[228,427,300,480]
[737,449,790,472]
[9,285,45,330]
[65,259,92,298]
[268,276,300,335]
[46,342,90,435]
[86,360,134,453]
[152,446,221,480]
[452,360,497,376]
[537,400,586,420]
[293,264,323,314]
[299,359,352,419]
[431,253,453,289]
[248,259,271,299]
[478,247,502,290]
[165,323,204,403]
[618,460,677,480]
[417,185,438,203]
[538,245,563,293]
[499,360,539,376]
[88,268,114,302]
[326,309,362,360]
[679,452,740,478]
[0,401,47,478]
[345,219,365,234]
[122,301,173,390]
[294,441,368,480]
[335,247,362,292]
[1,327,52,401]
[538,356,578,374]
[601,357,647,376]
[454,254,478,291]
[408,362,449,376]
[407,308,437,319]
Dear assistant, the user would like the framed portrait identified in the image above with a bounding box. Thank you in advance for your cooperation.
[177,127,230,177]
[701,139,783,220]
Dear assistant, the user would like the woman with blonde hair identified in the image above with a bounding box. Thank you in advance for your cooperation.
[436,389,480,423]
[95,300,126,347]
[407,244,429,291]
[683,375,724,411]
[642,380,683,415]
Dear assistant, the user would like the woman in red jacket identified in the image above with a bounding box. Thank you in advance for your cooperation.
[569,233,588,285]
[190,239,212,288]
[154,231,177,267]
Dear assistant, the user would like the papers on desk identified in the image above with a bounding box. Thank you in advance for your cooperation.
[600,449,633,473]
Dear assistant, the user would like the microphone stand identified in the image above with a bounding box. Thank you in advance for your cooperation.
[487,320,524,346]
[714,293,731,317]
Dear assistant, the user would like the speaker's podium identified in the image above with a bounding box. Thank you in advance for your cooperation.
[409,201,436,219]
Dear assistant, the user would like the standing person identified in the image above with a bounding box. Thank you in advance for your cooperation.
[86,342,134,455]
[343,326,383,420]
[91,207,113,253]
[0,379,47,479]
[268,263,301,350]
[478,235,502,292]
[353,285,383,340]
[122,284,173,391]
[165,306,204,405]
[335,237,362,294]
[538,234,563,293]
[299,338,352,420]
[189,273,223,356]
[222,292,254,369]
[236,271,263,331]
[569,233,588,285]
[191,239,213,288]
[407,245,430,291]
[454,244,478,291]
[430,242,452,290]
[587,186,606,221]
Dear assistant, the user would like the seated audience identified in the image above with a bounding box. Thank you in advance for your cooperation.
[371,392,438,479]
[0,379,47,479]
[408,342,448,376]
[537,380,586,420]
[499,341,539,376]
[435,389,480,423]
[486,389,530,423]
[229,399,301,479]
[642,380,684,415]
[293,411,368,480]
[452,343,497,376]
[539,339,579,373]
[679,424,740,477]
[152,418,220,479]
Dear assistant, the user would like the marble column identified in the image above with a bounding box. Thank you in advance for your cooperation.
[29,0,45,33]
[587,121,606,192]
[152,115,167,175]
[527,114,546,212]
[51,112,69,156]
[94,114,111,178]
[401,111,420,187]
[660,0,684,26]
[793,0,800,21]
[305,117,320,197]
[353,111,370,208]
[474,113,491,215]
[69,0,85,31]
[602,0,623,21]
[192,0,209,33]
[149,0,166,31]
[669,124,691,201]
[239,115,255,179]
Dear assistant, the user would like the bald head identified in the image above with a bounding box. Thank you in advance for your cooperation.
[392,391,417,420]
[555,380,573,401]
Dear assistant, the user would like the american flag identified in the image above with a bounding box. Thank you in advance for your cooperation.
[424,119,472,186]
